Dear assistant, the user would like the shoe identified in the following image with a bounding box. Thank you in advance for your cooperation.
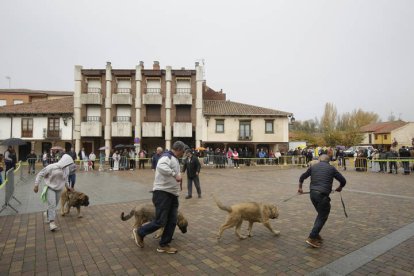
[185,195,192,199]
[315,234,323,242]
[157,245,177,254]
[306,237,321,248]
[198,194,202,198]
[43,211,49,224]
[132,229,144,248]
[49,222,58,231]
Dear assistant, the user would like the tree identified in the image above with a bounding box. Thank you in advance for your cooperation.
[320,103,337,132]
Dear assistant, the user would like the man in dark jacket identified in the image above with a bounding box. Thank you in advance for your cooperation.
[27,150,37,174]
[151,147,163,171]
[68,147,77,161]
[399,146,411,175]
[298,154,346,248]
[182,149,202,199]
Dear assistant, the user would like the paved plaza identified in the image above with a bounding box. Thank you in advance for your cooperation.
[0,165,413,275]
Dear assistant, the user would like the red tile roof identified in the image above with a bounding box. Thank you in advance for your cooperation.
[0,89,73,96]
[0,97,73,115]
[203,100,291,116]
[360,120,408,133]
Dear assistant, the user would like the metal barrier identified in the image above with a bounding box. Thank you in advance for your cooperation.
[0,167,22,214]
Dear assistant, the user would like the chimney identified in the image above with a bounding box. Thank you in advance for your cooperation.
[195,62,199,67]
[153,61,160,70]
[139,61,144,68]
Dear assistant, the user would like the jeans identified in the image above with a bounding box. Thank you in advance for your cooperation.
[68,174,76,189]
[138,190,178,247]
[309,190,331,239]
[187,176,201,197]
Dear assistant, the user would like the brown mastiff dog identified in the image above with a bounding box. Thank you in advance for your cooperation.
[121,203,188,238]
[214,195,280,240]
[60,188,90,218]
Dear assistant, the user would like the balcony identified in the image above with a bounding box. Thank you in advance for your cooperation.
[112,116,132,137]
[81,117,102,137]
[21,130,33,138]
[80,90,102,105]
[43,128,62,139]
[173,89,192,105]
[112,92,132,105]
[238,130,253,141]
[173,122,192,137]
[143,88,162,105]
[142,122,162,137]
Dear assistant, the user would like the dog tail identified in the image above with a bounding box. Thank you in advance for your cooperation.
[212,194,232,213]
[120,209,135,221]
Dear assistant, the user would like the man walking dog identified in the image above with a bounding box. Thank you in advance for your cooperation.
[298,154,346,248]
[133,141,188,254]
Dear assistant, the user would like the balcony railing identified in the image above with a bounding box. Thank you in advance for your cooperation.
[238,129,253,141]
[146,88,161,94]
[117,88,131,94]
[87,87,101,93]
[43,128,62,139]
[21,130,33,138]
[113,116,131,122]
[82,116,101,122]
[176,88,191,94]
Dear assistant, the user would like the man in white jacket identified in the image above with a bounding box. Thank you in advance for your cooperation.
[133,141,188,254]
[33,154,74,231]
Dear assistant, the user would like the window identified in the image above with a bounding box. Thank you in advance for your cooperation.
[175,105,191,122]
[22,118,33,137]
[239,121,251,139]
[87,78,101,93]
[265,120,274,133]
[48,117,60,138]
[176,78,191,94]
[375,134,378,140]
[146,105,161,122]
[13,100,23,105]
[0,100,6,106]
[146,79,161,94]
[368,134,372,144]
[216,119,224,133]
[384,134,388,140]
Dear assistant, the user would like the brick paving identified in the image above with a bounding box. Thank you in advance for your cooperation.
[0,166,413,275]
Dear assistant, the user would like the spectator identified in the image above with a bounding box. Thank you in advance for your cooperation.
[27,150,37,174]
[89,151,96,170]
[68,147,77,161]
[138,149,147,169]
[233,149,240,168]
[151,147,163,171]
[112,150,120,171]
[182,149,202,199]
[129,148,136,170]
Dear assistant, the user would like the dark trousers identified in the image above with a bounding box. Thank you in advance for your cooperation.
[187,176,201,196]
[138,190,178,247]
[389,162,397,173]
[402,161,410,174]
[139,160,145,169]
[68,174,76,189]
[309,190,331,239]
[379,161,387,172]
[28,162,36,174]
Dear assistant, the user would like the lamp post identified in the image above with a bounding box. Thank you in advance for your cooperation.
[5,76,11,88]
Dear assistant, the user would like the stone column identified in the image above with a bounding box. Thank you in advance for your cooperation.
[74,65,82,154]
[134,61,143,153]
[195,62,204,148]
[104,62,112,159]
[165,66,172,150]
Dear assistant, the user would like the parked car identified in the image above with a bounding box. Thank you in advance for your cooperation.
[344,146,374,157]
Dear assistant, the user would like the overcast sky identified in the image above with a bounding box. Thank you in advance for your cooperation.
[1,0,413,122]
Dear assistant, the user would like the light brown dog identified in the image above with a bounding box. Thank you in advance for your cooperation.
[214,196,280,240]
[60,188,90,218]
[120,203,188,238]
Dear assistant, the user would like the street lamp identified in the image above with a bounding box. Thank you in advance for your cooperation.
[5,76,11,88]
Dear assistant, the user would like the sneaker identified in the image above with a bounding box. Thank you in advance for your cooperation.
[306,237,321,248]
[157,245,177,254]
[49,222,58,231]
[132,229,144,248]
[43,211,49,224]
[185,195,192,199]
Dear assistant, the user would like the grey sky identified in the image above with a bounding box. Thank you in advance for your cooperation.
[1,0,413,122]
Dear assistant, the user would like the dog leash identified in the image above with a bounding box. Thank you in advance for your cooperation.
[282,192,310,202]
[339,192,348,218]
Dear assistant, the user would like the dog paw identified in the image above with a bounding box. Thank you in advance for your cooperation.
[238,235,248,240]
[273,231,281,236]
[77,215,83,218]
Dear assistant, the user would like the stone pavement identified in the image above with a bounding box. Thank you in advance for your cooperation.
[0,166,413,275]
